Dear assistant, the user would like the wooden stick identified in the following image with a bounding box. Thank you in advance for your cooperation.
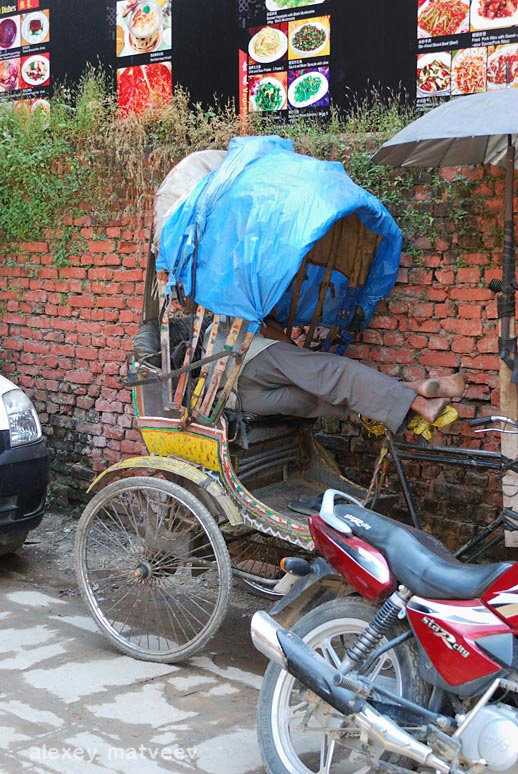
[191,315,220,409]
[286,256,308,337]
[500,139,518,547]
[207,332,255,422]
[199,318,244,415]
[304,251,338,348]
[173,304,205,406]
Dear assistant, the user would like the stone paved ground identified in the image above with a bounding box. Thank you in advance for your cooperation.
[0,515,268,774]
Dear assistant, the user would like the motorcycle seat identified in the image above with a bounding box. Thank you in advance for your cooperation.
[331,504,513,600]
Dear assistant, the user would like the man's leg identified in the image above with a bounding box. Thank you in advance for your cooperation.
[239,343,420,434]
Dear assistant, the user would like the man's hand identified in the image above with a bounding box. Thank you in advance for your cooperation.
[261,317,294,344]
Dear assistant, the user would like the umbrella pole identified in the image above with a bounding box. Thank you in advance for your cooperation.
[499,134,518,546]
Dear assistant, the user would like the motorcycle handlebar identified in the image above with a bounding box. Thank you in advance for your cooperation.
[469,415,518,429]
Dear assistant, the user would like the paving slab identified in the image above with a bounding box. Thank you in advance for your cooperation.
[0,528,269,774]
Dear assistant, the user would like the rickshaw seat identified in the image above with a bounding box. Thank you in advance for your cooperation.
[240,412,315,426]
[226,411,314,451]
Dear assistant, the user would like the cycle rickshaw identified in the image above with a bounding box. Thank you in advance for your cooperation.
[74,135,411,663]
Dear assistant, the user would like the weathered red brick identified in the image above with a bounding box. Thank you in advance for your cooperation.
[442,319,482,336]
[87,240,115,253]
[451,336,475,354]
[25,241,48,252]
[419,351,460,367]
[435,269,455,285]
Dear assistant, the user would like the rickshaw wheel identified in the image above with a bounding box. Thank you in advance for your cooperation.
[75,476,232,663]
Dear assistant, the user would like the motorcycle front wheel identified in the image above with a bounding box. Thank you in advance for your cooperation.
[257,597,429,774]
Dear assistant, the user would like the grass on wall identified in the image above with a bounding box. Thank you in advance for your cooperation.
[0,69,479,259]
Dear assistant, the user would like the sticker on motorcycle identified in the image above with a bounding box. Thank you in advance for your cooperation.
[422,616,470,658]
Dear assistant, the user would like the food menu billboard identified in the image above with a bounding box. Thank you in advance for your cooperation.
[114,0,173,115]
[417,0,518,109]
[0,0,51,113]
[239,0,332,121]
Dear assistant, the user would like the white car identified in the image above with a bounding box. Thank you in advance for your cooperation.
[0,375,49,556]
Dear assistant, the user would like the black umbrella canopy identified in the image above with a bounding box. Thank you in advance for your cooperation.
[372,89,518,168]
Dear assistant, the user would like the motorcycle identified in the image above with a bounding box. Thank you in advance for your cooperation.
[251,416,518,774]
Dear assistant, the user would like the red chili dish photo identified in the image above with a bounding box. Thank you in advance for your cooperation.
[117,62,173,116]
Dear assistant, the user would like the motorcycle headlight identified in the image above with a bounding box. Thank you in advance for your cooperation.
[2,389,42,447]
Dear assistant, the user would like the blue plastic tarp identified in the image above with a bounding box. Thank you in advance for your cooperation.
[157,136,402,341]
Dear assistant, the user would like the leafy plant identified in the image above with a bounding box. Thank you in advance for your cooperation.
[0,69,478,267]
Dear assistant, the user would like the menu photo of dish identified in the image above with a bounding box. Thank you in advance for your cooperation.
[417,0,470,38]
[20,51,50,88]
[249,70,287,111]
[116,0,172,58]
[21,9,49,47]
[0,57,20,92]
[487,42,518,88]
[470,0,518,31]
[451,46,487,93]
[288,65,329,108]
[117,61,172,115]
[288,15,330,59]
[416,51,451,95]
[248,24,288,65]
[0,14,21,51]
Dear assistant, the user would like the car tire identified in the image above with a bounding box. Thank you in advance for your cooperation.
[0,529,30,556]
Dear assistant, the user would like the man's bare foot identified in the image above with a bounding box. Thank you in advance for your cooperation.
[404,373,465,399]
[411,396,449,423]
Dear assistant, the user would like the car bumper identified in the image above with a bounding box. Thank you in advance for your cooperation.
[0,433,49,533]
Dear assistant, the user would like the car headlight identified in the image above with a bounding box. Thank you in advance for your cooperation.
[2,389,42,447]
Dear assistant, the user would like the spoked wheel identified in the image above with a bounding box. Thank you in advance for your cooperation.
[226,531,309,600]
[257,598,428,774]
[75,476,232,663]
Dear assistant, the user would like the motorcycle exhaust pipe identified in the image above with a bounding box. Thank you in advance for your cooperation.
[251,611,287,668]
[355,705,450,773]
[251,612,451,774]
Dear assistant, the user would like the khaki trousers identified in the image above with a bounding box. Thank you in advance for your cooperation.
[238,342,416,434]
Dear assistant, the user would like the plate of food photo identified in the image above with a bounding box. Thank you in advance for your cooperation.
[451,47,487,94]
[471,0,518,30]
[290,21,328,57]
[265,0,325,11]
[0,16,19,50]
[288,70,328,107]
[417,0,469,38]
[21,11,49,46]
[21,54,50,87]
[487,44,518,89]
[249,27,288,64]
[0,59,19,92]
[250,76,287,111]
[416,52,451,94]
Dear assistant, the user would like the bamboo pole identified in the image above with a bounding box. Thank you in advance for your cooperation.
[500,138,518,546]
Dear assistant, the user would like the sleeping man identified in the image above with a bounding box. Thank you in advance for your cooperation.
[234,316,464,435]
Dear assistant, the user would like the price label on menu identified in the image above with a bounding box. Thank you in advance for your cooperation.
[416,0,518,109]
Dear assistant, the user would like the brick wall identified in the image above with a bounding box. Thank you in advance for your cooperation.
[0,212,150,502]
[0,164,515,547]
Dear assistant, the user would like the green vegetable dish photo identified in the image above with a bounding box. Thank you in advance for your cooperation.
[294,74,321,102]
[252,79,285,111]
